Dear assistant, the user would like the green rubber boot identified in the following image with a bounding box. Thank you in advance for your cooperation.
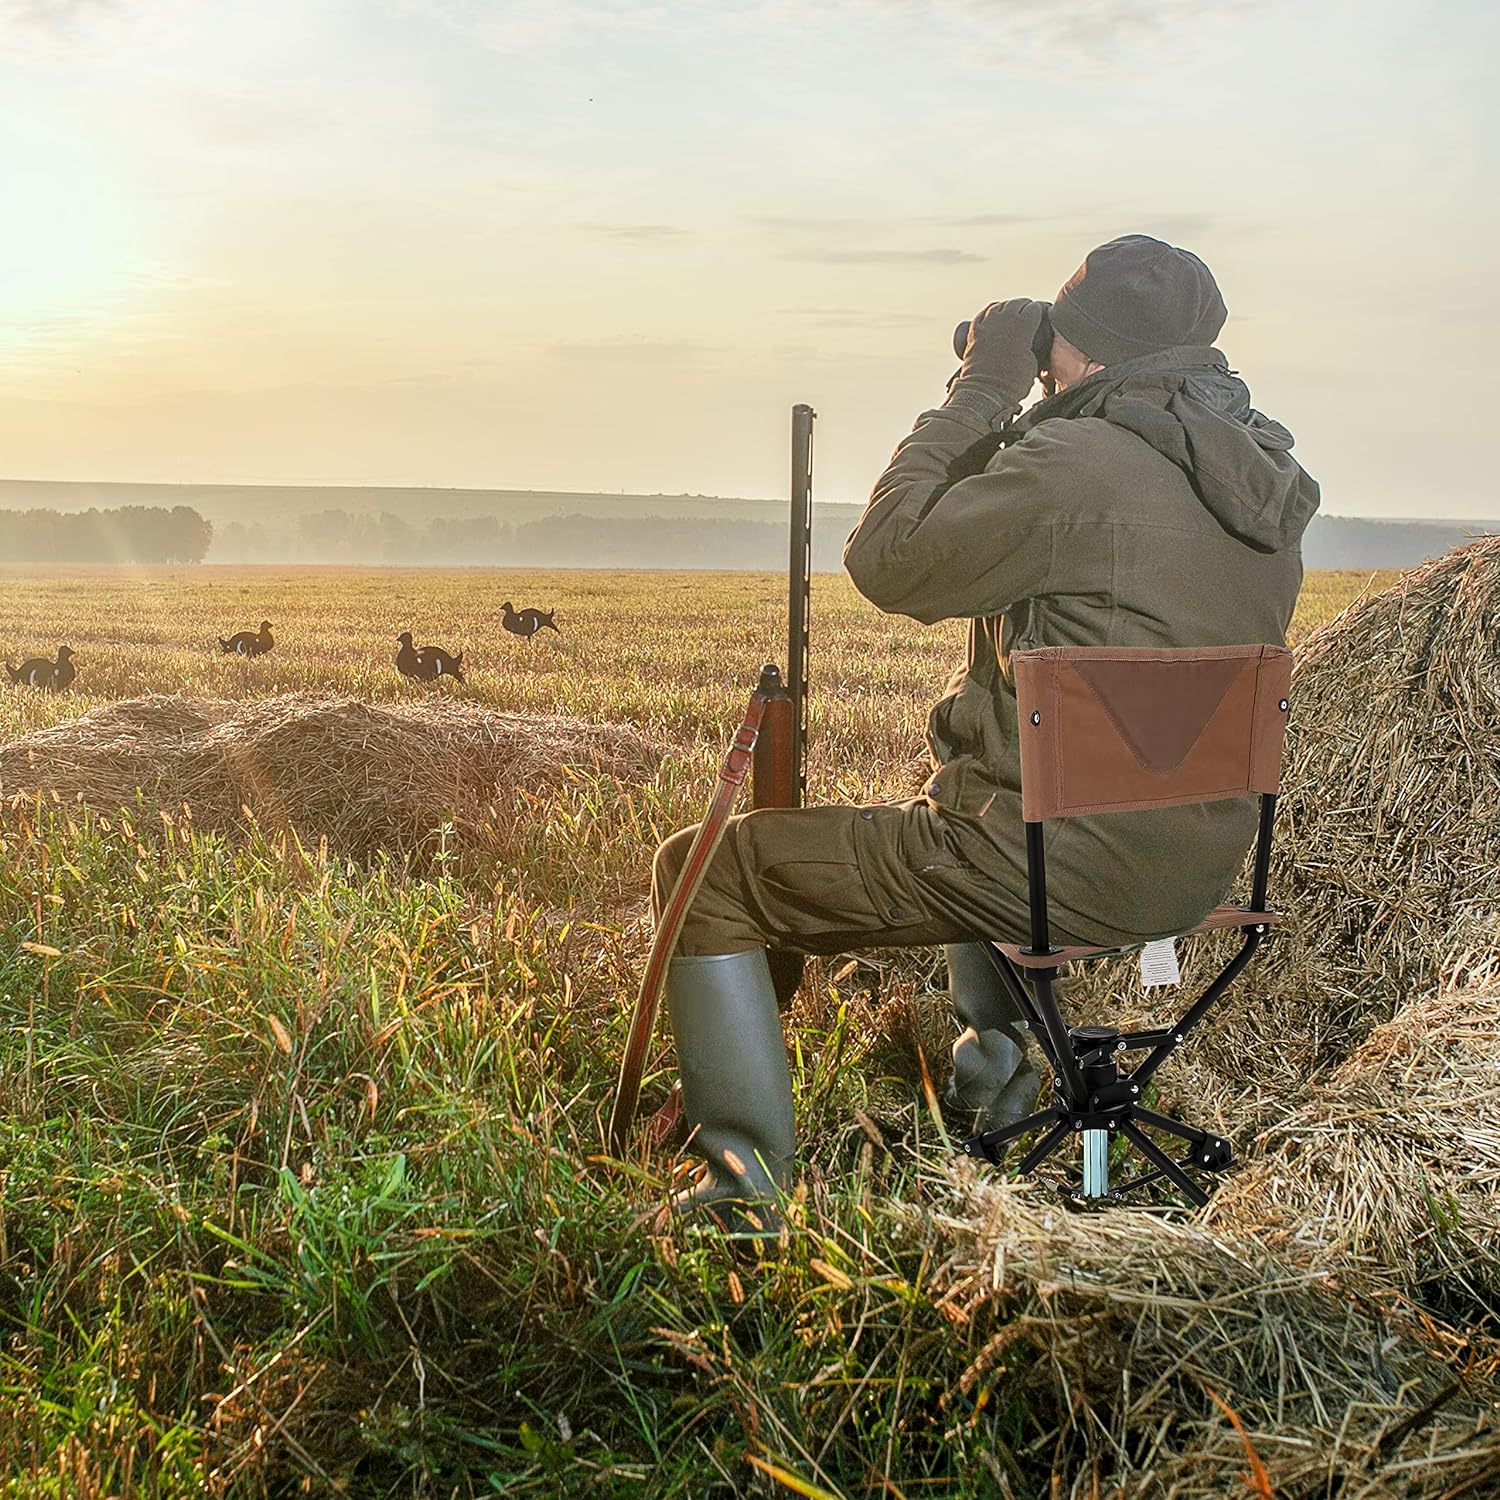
[944,942,1042,1135]
[664,950,796,1235]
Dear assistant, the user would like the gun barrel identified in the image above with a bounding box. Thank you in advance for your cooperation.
[788,403,815,806]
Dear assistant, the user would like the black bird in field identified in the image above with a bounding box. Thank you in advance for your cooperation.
[219,620,274,657]
[501,601,559,640]
[396,631,465,683]
[395,631,423,680]
[4,645,76,692]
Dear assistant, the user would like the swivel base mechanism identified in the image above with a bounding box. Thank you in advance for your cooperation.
[961,1023,1233,1207]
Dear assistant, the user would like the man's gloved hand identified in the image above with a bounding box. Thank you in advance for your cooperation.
[945,298,1049,428]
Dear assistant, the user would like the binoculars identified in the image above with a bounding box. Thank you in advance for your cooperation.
[953,304,1055,377]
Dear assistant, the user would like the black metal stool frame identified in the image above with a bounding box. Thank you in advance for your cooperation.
[963,794,1278,1207]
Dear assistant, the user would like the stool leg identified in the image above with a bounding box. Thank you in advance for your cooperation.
[1120,1120,1208,1207]
[1081,1129,1110,1197]
[964,1106,1064,1165]
[1130,1105,1204,1145]
[1015,1116,1076,1175]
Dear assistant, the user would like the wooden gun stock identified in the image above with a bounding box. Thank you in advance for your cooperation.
[752,665,796,809]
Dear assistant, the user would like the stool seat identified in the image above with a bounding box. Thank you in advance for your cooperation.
[996,905,1282,969]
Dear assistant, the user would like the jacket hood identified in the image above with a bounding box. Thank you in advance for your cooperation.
[1018,347,1320,554]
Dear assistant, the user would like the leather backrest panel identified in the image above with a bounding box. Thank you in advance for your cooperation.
[1014,645,1292,821]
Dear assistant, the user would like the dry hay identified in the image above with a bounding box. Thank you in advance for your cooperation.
[0,693,662,862]
[918,1166,1500,1497]
[1236,536,1500,1066]
[1211,985,1500,1325]
[906,968,1500,1492]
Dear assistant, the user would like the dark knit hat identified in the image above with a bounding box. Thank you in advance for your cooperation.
[1049,235,1227,365]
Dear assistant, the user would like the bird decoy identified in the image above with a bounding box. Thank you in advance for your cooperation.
[418,644,464,682]
[501,601,559,640]
[5,645,76,691]
[219,620,274,656]
[396,631,425,680]
[396,631,465,683]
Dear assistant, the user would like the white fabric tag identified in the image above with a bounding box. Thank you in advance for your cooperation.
[1138,938,1180,989]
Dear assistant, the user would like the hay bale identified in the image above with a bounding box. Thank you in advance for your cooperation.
[918,1166,1500,1495]
[0,693,662,862]
[1251,537,1500,1050]
[1211,986,1500,1322]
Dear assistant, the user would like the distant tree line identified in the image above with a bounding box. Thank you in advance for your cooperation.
[211,507,857,570]
[2,499,1492,571]
[0,505,214,564]
[1299,516,1494,570]
[204,506,1500,572]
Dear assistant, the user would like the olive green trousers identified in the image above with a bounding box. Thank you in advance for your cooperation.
[652,800,1096,959]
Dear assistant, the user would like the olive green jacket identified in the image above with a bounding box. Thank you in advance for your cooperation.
[843,347,1320,945]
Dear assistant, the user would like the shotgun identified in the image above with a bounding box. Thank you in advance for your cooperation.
[607,403,816,1153]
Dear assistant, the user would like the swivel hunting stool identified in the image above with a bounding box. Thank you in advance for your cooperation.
[963,643,1293,1206]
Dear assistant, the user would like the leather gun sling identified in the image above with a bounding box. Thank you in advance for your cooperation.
[606,683,770,1153]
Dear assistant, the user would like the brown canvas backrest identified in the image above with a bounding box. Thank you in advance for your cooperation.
[1013,645,1292,822]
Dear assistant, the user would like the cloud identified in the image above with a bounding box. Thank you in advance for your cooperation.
[547,336,720,364]
[941,212,1055,229]
[753,214,890,234]
[124,266,233,292]
[783,247,983,266]
[752,214,988,266]
[0,0,129,59]
[573,222,692,242]
[168,89,331,148]
[392,0,1251,69]
[855,0,1254,62]
[1130,213,1227,244]
[750,211,1053,269]
[384,0,667,56]
[1061,212,1242,250]
[778,305,930,329]
[756,211,1052,234]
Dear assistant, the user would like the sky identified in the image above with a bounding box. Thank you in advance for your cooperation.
[0,0,1495,515]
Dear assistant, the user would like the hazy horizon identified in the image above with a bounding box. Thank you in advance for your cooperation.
[0,472,1495,527]
[2,0,1495,516]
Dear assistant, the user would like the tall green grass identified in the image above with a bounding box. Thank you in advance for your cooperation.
[0,798,980,1494]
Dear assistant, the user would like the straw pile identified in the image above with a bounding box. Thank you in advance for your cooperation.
[1231,537,1500,1066]
[0,693,662,861]
[1211,985,1500,1320]
[917,1166,1500,1496]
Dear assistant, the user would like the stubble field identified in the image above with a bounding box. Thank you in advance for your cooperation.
[0,564,1384,746]
[0,564,1429,1497]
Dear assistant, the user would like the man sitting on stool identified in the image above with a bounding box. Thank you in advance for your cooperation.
[652,234,1321,1228]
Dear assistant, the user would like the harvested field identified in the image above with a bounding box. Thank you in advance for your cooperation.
[0,691,662,863]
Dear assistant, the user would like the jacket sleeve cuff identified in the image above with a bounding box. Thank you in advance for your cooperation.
[941,381,1021,431]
